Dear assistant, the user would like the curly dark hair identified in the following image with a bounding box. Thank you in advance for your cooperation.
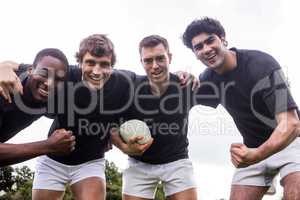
[76,34,116,66]
[182,17,226,50]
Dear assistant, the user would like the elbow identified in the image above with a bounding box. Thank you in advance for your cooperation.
[289,119,300,137]
[292,121,300,137]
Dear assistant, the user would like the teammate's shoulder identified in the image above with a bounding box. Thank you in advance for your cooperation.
[237,48,281,70]
[113,69,137,80]
[199,68,214,82]
[169,73,180,82]
[68,65,81,82]
[236,48,281,80]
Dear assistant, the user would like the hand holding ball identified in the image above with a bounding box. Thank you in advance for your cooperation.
[119,120,152,144]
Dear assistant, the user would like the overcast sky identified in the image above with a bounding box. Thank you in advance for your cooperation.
[1,0,299,199]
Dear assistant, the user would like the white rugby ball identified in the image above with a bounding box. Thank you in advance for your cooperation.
[119,119,152,144]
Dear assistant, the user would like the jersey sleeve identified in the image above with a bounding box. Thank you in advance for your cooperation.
[67,65,81,82]
[193,71,220,108]
[16,63,31,81]
[117,69,137,82]
[247,50,282,83]
[262,69,298,115]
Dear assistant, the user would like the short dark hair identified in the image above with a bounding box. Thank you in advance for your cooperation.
[76,34,116,66]
[182,17,226,50]
[139,35,170,54]
[32,48,69,69]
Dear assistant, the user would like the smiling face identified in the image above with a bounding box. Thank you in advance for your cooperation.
[28,56,67,102]
[191,32,228,73]
[140,43,171,85]
[80,52,112,90]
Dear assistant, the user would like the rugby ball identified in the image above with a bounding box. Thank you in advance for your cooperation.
[119,119,152,144]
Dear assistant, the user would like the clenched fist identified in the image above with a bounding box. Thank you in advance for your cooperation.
[230,143,262,168]
[46,129,76,155]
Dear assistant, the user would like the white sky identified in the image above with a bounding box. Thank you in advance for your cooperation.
[1,0,300,199]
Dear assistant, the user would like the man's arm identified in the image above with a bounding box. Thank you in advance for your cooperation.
[0,129,76,167]
[231,109,299,168]
[0,61,19,71]
[0,141,53,166]
[231,67,300,168]
[257,110,299,156]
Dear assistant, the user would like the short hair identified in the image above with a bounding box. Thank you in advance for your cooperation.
[75,34,116,66]
[182,17,226,50]
[32,48,69,69]
[139,35,170,54]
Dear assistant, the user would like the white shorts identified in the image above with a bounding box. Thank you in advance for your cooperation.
[122,158,197,199]
[232,138,300,187]
[32,156,106,191]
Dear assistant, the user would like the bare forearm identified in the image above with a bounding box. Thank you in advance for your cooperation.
[0,61,20,71]
[257,119,299,160]
[0,141,50,167]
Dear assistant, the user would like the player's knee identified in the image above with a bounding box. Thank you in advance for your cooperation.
[283,172,300,199]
